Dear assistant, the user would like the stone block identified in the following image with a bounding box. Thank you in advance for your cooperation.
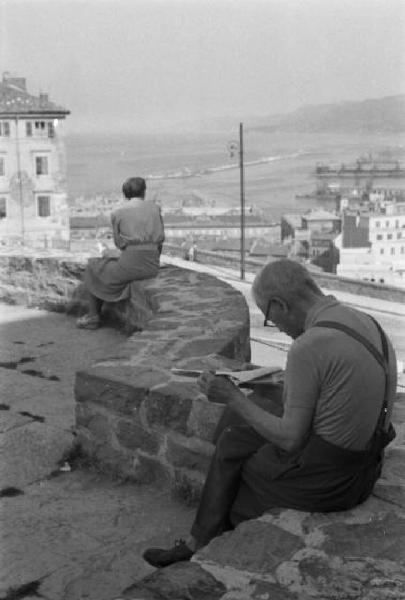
[165,433,213,472]
[130,452,170,485]
[87,413,112,443]
[75,366,169,415]
[196,519,305,573]
[116,416,160,454]
[187,398,225,442]
[173,468,205,505]
[145,382,197,434]
[320,512,405,563]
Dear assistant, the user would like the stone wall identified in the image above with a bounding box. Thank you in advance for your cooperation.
[164,242,405,303]
[0,255,251,498]
[74,264,251,498]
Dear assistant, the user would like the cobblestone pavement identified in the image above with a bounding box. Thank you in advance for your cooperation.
[0,305,195,600]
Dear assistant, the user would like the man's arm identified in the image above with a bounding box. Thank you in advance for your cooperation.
[205,375,312,452]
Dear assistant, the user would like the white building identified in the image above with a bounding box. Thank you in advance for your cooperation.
[336,203,405,287]
[0,73,70,248]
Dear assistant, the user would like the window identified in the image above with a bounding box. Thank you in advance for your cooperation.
[391,247,395,255]
[401,247,404,254]
[0,197,6,219]
[376,234,383,240]
[395,220,399,228]
[385,221,389,228]
[35,156,48,175]
[47,122,55,138]
[375,221,380,228]
[0,122,10,136]
[398,232,402,240]
[0,157,4,177]
[387,234,393,240]
[35,120,46,131]
[26,122,32,137]
[37,195,51,217]
[380,248,384,254]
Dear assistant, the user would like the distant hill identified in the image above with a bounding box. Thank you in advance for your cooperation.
[250,95,405,134]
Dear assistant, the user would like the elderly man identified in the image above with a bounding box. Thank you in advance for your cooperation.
[143,259,397,568]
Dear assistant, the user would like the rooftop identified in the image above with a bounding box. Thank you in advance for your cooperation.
[0,72,70,116]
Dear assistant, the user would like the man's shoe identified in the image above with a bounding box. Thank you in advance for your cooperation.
[142,538,194,568]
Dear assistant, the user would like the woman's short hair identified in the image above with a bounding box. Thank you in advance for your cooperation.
[252,259,322,306]
[122,177,146,199]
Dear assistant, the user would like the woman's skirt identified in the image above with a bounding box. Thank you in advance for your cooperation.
[84,244,160,302]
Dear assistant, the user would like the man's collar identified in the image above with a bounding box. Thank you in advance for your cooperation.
[304,295,339,330]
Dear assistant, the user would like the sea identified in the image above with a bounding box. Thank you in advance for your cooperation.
[65,130,405,221]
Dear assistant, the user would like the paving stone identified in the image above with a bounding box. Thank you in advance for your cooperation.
[0,421,75,488]
[0,512,102,591]
[123,562,226,600]
[0,411,32,432]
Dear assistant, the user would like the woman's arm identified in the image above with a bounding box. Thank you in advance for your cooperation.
[110,212,123,250]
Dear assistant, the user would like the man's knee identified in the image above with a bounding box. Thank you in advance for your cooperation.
[215,426,240,455]
[214,425,265,460]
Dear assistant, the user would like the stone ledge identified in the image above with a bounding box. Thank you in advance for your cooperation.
[124,396,405,600]
[73,263,251,495]
[0,255,251,496]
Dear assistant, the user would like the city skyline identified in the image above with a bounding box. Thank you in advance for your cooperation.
[2,0,405,133]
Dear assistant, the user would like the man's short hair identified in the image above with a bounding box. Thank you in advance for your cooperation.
[252,259,322,306]
[122,177,146,198]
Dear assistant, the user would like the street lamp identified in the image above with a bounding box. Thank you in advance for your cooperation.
[227,122,245,280]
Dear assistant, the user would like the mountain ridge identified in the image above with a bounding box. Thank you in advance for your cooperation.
[249,95,405,134]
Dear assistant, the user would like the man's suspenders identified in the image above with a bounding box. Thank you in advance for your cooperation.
[313,318,394,440]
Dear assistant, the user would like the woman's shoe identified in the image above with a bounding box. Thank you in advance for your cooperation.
[76,314,100,330]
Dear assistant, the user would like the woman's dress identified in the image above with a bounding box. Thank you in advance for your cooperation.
[84,198,165,302]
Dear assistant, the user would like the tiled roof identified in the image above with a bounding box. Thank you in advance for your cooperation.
[0,79,69,116]
[249,240,288,257]
[282,214,302,227]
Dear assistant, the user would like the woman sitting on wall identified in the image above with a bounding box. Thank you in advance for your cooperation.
[76,176,165,330]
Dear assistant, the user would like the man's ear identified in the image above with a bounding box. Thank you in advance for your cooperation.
[271,296,289,313]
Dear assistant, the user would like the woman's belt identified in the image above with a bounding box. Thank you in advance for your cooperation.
[123,242,158,250]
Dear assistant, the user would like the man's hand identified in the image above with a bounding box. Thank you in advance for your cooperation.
[198,371,244,405]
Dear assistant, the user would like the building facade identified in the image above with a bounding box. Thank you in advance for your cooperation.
[0,73,70,248]
[336,204,405,287]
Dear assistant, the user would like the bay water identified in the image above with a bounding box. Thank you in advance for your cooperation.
[66,130,405,221]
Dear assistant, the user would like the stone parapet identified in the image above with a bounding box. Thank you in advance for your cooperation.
[74,263,252,497]
[164,242,405,303]
[0,255,251,496]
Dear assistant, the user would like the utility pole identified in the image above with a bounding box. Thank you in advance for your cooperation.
[239,122,245,280]
[228,122,246,280]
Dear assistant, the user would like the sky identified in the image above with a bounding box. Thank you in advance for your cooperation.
[1,0,405,133]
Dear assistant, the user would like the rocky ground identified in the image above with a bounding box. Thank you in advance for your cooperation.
[0,305,195,600]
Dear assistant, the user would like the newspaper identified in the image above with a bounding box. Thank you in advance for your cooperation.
[171,366,284,386]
